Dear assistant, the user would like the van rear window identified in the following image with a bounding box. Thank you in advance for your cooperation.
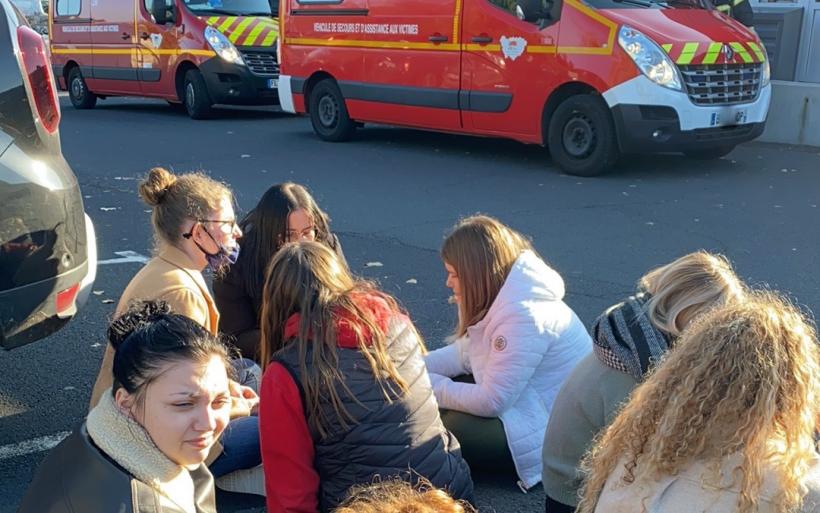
[55,0,81,16]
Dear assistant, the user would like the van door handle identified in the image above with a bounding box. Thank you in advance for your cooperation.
[428,34,448,43]
[471,35,493,44]
[121,32,131,40]
[140,32,150,40]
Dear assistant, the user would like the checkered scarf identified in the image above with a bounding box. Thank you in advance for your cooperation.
[591,293,671,381]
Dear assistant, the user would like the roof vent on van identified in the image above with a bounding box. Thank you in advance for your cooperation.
[16,25,60,134]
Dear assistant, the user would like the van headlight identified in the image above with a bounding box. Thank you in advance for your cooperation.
[205,26,244,65]
[618,25,682,91]
[761,58,771,87]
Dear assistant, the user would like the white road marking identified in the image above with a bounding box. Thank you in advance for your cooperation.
[0,431,70,461]
[98,250,150,266]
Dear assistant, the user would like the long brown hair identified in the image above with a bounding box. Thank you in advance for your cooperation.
[441,215,534,337]
[234,182,335,309]
[259,241,410,438]
[578,291,820,513]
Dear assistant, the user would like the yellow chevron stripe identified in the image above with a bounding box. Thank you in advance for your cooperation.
[702,42,722,65]
[676,42,699,65]
[730,41,753,63]
[260,28,278,46]
[242,21,267,46]
[229,17,254,43]
[661,43,672,53]
[747,41,766,62]
[207,16,219,25]
[218,16,237,32]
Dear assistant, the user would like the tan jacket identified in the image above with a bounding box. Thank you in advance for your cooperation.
[595,454,820,513]
[90,245,219,409]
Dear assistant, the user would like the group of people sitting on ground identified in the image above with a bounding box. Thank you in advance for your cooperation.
[17,167,820,513]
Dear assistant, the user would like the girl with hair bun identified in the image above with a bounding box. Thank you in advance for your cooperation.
[578,291,820,513]
[89,167,261,483]
[19,301,233,513]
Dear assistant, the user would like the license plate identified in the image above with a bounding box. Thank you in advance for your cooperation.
[709,108,747,127]
[267,78,278,89]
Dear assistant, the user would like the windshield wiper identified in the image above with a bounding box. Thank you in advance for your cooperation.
[612,0,668,7]
[241,11,273,15]
[193,7,243,15]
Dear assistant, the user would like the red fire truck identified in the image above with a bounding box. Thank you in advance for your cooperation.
[278,0,770,175]
[49,0,280,118]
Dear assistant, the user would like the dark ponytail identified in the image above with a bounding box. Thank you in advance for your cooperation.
[108,300,234,401]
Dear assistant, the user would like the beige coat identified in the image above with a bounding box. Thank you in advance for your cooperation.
[595,454,820,513]
[90,244,219,409]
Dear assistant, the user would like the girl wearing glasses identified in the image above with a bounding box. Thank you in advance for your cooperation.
[214,182,345,361]
[89,167,263,486]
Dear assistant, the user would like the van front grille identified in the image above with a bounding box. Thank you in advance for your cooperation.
[239,50,279,76]
[679,63,761,106]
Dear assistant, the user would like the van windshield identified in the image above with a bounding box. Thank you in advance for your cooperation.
[183,0,275,16]
[585,0,708,9]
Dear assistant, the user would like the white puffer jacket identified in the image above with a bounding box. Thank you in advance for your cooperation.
[425,250,592,490]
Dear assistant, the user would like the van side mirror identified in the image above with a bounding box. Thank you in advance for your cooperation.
[151,0,175,25]
[515,0,544,22]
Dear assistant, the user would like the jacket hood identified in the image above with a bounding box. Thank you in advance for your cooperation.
[603,9,766,65]
[201,16,279,47]
[483,250,565,323]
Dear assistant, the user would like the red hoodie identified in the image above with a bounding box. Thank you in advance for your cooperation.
[259,294,405,513]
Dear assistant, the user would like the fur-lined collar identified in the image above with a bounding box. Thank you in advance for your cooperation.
[87,389,200,513]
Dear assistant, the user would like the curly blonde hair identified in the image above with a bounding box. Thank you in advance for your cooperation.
[578,290,820,513]
[333,479,475,513]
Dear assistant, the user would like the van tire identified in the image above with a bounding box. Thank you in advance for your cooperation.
[547,94,619,177]
[68,67,97,109]
[309,79,356,142]
[684,146,734,160]
[183,69,212,119]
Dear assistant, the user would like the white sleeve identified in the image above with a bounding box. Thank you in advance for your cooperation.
[424,335,471,378]
[432,322,549,417]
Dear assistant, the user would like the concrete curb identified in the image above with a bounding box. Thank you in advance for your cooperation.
[758,80,820,148]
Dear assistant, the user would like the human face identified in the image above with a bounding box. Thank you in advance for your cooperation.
[120,355,231,468]
[197,196,242,252]
[444,262,461,304]
[286,208,317,242]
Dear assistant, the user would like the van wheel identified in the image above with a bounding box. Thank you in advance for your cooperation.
[309,79,356,142]
[684,146,734,160]
[68,67,97,109]
[547,94,619,177]
[183,69,212,119]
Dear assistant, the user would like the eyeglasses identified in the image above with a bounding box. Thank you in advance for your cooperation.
[285,226,317,242]
[200,219,238,233]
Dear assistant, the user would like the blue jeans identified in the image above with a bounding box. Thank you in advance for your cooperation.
[209,358,262,478]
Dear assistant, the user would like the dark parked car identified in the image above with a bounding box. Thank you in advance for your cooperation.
[0,0,97,350]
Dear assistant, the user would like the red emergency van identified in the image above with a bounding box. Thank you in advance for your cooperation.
[49,0,280,118]
[278,0,770,175]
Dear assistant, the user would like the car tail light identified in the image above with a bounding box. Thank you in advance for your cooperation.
[56,283,80,316]
[16,26,60,134]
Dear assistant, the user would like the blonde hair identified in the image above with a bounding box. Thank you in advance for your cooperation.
[334,478,476,513]
[578,291,820,513]
[441,215,534,337]
[138,167,233,246]
[640,251,746,337]
[259,241,413,439]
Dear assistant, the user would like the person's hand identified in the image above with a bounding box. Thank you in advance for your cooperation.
[228,380,259,418]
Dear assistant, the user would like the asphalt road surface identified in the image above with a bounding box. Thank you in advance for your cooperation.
[1,97,819,513]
